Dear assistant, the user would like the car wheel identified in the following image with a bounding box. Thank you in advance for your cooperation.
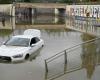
[25,54,29,60]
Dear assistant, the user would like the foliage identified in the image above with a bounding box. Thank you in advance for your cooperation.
[59,0,73,3]
[24,0,30,2]
[0,0,99,4]
[0,0,12,4]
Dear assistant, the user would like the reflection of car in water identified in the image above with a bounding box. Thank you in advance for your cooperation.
[0,29,44,62]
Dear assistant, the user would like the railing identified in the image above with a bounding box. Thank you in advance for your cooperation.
[44,37,100,80]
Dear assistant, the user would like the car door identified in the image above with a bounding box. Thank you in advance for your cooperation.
[29,37,41,54]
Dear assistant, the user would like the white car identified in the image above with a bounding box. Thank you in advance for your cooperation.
[0,29,44,62]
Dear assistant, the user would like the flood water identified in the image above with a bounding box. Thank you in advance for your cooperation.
[0,14,100,80]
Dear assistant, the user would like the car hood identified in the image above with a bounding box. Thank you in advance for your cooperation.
[0,45,30,56]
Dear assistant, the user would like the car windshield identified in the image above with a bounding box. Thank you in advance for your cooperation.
[4,37,30,47]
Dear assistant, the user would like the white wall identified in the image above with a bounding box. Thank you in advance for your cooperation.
[66,5,100,18]
[0,4,12,16]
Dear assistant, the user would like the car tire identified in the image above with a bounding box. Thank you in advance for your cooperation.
[25,54,29,60]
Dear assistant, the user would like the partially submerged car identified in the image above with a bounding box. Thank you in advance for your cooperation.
[0,29,44,62]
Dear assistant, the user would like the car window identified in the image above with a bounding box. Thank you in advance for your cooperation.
[30,37,40,45]
[35,37,40,42]
[4,37,30,47]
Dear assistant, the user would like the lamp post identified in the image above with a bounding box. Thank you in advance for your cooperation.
[12,0,16,17]
[11,0,16,35]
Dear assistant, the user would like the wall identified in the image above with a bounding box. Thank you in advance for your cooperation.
[66,5,100,18]
[0,4,12,16]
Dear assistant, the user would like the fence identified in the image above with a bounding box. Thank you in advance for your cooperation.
[45,37,100,80]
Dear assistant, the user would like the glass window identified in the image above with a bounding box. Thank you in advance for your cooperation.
[4,37,30,47]
[30,37,40,45]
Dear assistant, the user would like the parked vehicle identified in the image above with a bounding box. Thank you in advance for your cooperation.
[0,29,44,62]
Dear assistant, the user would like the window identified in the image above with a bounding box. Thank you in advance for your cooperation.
[30,37,40,45]
[4,37,30,47]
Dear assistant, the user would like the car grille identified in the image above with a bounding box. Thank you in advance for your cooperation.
[0,56,11,62]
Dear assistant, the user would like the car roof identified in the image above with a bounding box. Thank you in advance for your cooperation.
[24,29,41,38]
[12,29,41,39]
[13,35,36,39]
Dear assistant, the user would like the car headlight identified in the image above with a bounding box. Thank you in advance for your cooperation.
[13,54,23,58]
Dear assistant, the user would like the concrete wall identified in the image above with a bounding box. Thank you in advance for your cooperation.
[1,4,100,18]
[0,4,16,29]
[0,4,12,16]
[66,5,100,18]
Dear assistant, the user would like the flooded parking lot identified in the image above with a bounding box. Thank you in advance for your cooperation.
[0,15,100,80]
[0,29,82,79]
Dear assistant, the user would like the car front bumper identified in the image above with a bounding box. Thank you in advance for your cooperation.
[0,56,11,62]
[0,56,25,62]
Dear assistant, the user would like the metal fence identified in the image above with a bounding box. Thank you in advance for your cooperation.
[45,37,100,80]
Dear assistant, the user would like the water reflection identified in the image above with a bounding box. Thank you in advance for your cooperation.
[0,29,13,45]
[66,16,100,36]
[0,17,15,29]
[43,29,72,37]
[0,14,100,36]
[0,29,12,36]
[0,14,100,80]
[81,34,97,80]
[16,14,65,24]
[44,32,100,80]
[45,36,100,80]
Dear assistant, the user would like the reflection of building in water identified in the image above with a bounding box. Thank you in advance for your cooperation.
[65,16,100,36]
[95,38,100,65]
[81,34,98,79]
[67,17,92,29]
[2,17,5,26]
[0,17,15,29]
[16,13,65,25]
[0,29,12,44]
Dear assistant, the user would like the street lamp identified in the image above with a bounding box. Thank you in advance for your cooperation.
[12,1,16,15]
[11,0,17,35]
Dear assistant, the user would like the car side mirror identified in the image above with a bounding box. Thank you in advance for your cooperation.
[31,44,36,47]
[3,41,5,45]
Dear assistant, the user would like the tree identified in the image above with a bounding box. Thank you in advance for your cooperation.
[59,0,73,3]
[0,0,12,4]
[24,0,30,2]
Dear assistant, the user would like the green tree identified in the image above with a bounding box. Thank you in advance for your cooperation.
[24,0,30,2]
[59,0,73,3]
[0,0,12,4]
